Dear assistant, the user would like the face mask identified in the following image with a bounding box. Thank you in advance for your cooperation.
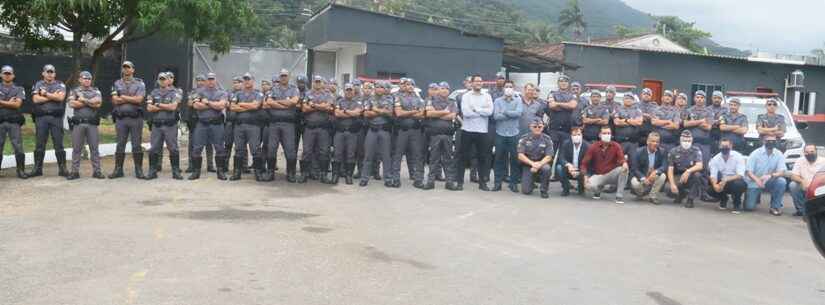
[721,147,731,156]
[504,88,514,96]
[681,141,692,149]
[764,141,776,150]
[806,154,817,163]
[600,134,612,143]
[571,135,582,144]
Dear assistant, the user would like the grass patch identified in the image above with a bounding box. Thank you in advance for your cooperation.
[2,115,150,155]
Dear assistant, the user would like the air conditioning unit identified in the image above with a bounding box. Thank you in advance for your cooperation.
[789,70,805,88]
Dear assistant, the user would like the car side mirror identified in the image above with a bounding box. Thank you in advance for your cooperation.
[805,196,825,258]
[796,122,809,130]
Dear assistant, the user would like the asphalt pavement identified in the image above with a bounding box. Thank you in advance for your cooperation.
[1,158,824,305]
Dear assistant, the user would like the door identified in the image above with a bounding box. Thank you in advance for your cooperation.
[642,79,663,103]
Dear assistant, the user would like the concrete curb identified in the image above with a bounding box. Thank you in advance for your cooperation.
[1,142,151,169]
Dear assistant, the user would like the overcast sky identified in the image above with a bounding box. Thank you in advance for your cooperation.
[622,0,825,55]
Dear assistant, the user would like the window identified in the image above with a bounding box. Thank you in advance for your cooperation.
[797,91,817,115]
[377,71,407,80]
[690,83,724,106]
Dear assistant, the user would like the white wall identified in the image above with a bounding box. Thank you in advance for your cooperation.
[509,72,561,96]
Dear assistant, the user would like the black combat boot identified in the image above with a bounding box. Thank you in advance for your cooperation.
[66,171,80,180]
[242,155,251,174]
[144,153,160,180]
[157,150,164,173]
[92,169,105,179]
[422,179,435,190]
[345,163,356,185]
[297,160,309,183]
[320,160,334,184]
[56,150,68,177]
[108,152,125,179]
[353,160,362,179]
[170,152,183,180]
[253,157,265,182]
[373,162,382,180]
[187,157,202,180]
[28,150,45,177]
[330,162,341,185]
[230,156,243,181]
[206,155,216,173]
[14,153,28,179]
[215,156,228,180]
[286,159,298,183]
[184,156,194,173]
[469,163,479,183]
[132,152,145,179]
[264,158,276,181]
[272,155,279,172]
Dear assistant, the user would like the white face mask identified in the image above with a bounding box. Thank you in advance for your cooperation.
[681,141,692,149]
[600,134,612,143]
[504,87,514,96]
[571,135,582,144]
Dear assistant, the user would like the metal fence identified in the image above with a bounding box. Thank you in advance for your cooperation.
[193,44,307,88]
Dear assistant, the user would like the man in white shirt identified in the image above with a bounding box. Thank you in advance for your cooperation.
[789,144,825,216]
[456,75,494,191]
[708,138,748,213]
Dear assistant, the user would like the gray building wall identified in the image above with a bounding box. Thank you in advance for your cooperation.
[563,44,825,145]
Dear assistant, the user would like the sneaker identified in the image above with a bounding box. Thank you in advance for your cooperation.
[718,203,728,210]
[684,199,694,208]
[615,197,624,204]
[769,208,782,216]
[731,210,741,215]
[592,193,601,200]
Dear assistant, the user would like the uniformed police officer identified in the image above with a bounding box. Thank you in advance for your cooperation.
[263,69,300,182]
[682,90,713,166]
[354,81,374,180]
[0,65,28,179]
[423,81,459,190]
[708,90,729,154]
[260,78,274,172]
[332,83,364,185]
[294,75,308,158]
[756,98,786,140]
[392,78,426,188]
[184,75,216,174]
[30,64,68,177]
[603,85,620,115]
[300,75,335,184]
[517,118,554,198]
[359,81,395,187]
[613,93,643,160]
[108,61,146,179]
[638,88,658,146]
[144,72,183,180]
[65,71,104,180]
[580,90,610,143]
[667,130,704,208]
[188,72,229,180]
[545,75,578,151]
[651,90,681,153]
[223,76,243,174]
[719,97,749,152]
[570,81,589,127]
[229,73,264,181]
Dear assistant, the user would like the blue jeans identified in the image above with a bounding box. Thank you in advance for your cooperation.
[494,135,519,184]
[789,181,807,214]
[745,177,787,211]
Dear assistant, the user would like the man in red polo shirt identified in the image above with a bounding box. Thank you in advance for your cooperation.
[581,125,629,203]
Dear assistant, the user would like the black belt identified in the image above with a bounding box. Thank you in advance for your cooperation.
[369,124,391,132]
[306,122,331,129]
[199,117,224,125]
[114,111,141,119]
[336,125,362,133]
[398,126,421,131]
[0,114,25,125]
[70,117,100,125]
[426,129,454,136]
[152,119,177,127]
[33,109,64,117]
[269,117,296,124]
[237,119,261,126]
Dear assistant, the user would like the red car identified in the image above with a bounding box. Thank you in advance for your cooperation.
[804,171,825,257]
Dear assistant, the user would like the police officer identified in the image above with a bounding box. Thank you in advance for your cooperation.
[360,81,395,187]
[517,118,554,198]
[423,81,459,190]
[651,90,681,153]
[0,65,28,179]
[144,72,183,180]
[391,78,426,188]
[223,76,243,174]
[108,61,146,179]
[708,90,729,154]
[188,72,229,180]
[580,90,610,143]
[682,90,713,166]
[263,69,300,182]
[354,81,374,180]
[667,130,704,208]
[260,78,274,172]
[613,93,643,160]
[332,83,364,185]
[570,81,589,127]
[65,71,104,180]
[30,64,68,177]
[756,98,786,140]
[184,75,216,174]
[675,92,689,118]
[545,75,578,150]
[294,75,308,156]
[603,85,620,115]
[638,88,658,146]
[300,75,335,184]
[228,73,264,181]
[719,97,748,152]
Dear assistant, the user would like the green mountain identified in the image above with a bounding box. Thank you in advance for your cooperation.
[511,0,655,37]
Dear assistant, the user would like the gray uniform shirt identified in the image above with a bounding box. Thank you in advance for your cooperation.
[684,105,712,141]
[519,99,547,135]
[32,80,66,113]
[148,87,181,122]
[304,89,333,124]
[614,105,642,140]
[396,92,424,128]
[652,105,682,142]
[0,83,25,117]
[335,96,363,129]
[756,113,786,133]
[232,89,264,122]
[268,83,300,120]
[196,87,228,120]
[425,96,457,132]
[112,77,146,115]
[518,133,554,162]
[668,145,703,173]
[720,112,748,141]
[70,86,102,120]
[366,94,395,126]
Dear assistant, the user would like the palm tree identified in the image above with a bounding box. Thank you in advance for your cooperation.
[558,0,587,41]
[526,23,562,45]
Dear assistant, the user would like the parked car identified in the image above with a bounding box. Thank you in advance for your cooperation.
[804,171,825,258]
[726,92,808,168]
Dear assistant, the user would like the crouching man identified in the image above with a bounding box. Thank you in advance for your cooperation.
[631,132,668,204]
[581,125,629,204]
[517,119,554,198]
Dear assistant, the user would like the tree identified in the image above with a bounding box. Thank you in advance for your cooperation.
[655,16,711,53]
[525,22,563,45]
[614,25,649,38]
[0,0,260,85]
[558,0,587,41]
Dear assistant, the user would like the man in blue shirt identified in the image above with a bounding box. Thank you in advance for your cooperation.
[492,81,524,192]
[745,135,788,215]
